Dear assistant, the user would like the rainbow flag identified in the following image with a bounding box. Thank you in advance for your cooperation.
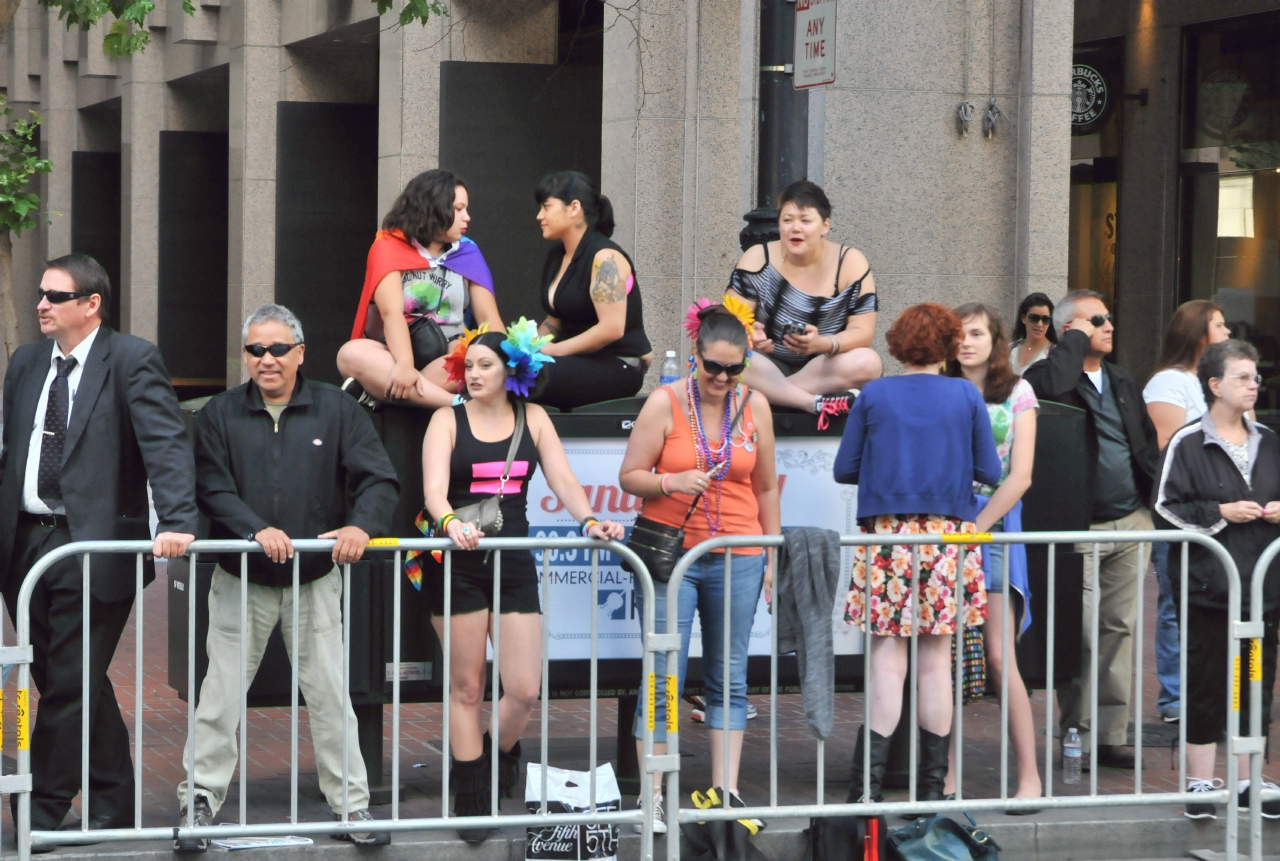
[404,509,440,590]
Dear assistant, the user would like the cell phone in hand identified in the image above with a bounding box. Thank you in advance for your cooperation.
[778,321,807,337]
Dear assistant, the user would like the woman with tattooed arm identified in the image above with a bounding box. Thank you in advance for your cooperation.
[532,171,653,410]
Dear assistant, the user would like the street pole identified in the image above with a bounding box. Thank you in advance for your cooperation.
[739,0,809,251]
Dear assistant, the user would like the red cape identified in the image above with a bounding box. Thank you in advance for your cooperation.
[349,229,436,340]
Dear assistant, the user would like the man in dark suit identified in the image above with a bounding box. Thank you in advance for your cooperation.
[0,254,198,835]
[1023,289,1159,770]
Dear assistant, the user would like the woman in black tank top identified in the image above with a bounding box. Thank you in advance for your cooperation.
[532,171,654,410]
[420,328,624,840]
[726,180,883,430]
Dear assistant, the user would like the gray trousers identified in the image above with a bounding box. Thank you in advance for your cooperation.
[176,566,369,815]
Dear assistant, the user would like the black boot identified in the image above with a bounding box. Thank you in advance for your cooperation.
[847,726,892,803]
[451,747,494,844]
[901,729,952,820]
[486,732,523,799]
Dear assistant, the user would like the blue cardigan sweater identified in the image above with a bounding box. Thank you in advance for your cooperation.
[834,374,1002,523]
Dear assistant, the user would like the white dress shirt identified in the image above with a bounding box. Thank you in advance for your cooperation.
[23,326,101,515]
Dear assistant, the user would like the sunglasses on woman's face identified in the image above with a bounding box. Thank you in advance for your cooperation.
[700,356,746,378]
[1024,313,1052,325]
[243,342,303,358]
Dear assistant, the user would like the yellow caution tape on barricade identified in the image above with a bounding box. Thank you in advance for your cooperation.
[1251,638,1263,682]
[1233,656,1241,711]
[16,688,29,750]
[647,673,656,732]
[666,676,678,734]
[942,533,994,544]
[367,538,400,547]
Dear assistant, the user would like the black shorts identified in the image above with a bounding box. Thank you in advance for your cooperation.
[759,351,810,378]
[1183,604,1277,746]
[423,548,542,616]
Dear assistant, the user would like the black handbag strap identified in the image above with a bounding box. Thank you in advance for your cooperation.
[495,401,525,500]
[681,387,752,526]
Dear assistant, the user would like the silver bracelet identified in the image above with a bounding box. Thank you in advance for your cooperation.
[828,335,840,357]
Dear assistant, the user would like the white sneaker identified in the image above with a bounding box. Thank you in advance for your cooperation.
[1185,778,1223,819]
[633,794,667,834]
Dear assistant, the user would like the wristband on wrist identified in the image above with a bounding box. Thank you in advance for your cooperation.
[660,473,672,496]
[437,513,459,533]
[580,517,601,536]
[828,335,840,357]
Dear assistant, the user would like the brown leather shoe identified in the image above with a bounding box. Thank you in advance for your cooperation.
[1095,745,1135,769]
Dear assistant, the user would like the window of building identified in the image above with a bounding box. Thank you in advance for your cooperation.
[1180,12,1280,417]
[1070,39,1124,309]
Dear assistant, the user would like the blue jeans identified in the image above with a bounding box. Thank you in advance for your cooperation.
[634,552,765,742]
[1151,542,1180,712]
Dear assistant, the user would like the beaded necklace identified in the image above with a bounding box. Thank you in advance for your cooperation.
[686,374,734,535]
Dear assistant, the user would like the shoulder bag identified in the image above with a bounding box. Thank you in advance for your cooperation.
[454,401,525,535]
[886,813,1000,861]
[622,388,751,584]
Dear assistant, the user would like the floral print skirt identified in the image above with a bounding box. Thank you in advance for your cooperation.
[845,514,987,636]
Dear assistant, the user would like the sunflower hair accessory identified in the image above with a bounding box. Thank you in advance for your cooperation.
[500,317,555,397]
[682,295,755,349]
[443,323,490,384]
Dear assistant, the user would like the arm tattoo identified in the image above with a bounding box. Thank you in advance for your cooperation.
[590,256,627,304]
[544,318,561,335]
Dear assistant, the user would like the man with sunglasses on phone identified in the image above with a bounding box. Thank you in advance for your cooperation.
[0,254,198,840]
[1023,289,1159,770]
[177,304,397,851]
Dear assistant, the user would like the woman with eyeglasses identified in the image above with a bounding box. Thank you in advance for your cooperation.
[618,303,780,834]
[1008,292,1057,375]
[835,303,1000,809]
[1143,299,1231,726]
[339,169,504,410]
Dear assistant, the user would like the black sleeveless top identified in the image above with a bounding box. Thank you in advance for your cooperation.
[728,243,877,368]
[449,403,541,538]
[540,229,652,358]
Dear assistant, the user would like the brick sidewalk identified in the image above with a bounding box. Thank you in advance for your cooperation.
[0,565,1275,830]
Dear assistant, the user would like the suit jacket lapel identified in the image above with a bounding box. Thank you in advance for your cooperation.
[10,340,54,482]
[61,328,112,465]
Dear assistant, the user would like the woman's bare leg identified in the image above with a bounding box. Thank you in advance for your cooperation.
[984,595,1042,797]
[740,349,882,412]
[490,611,544,752]
[916,633,954,735]
[336,339,458,408]
[869,635,908,736]
[431,610,492,760]
[708,729,747,791]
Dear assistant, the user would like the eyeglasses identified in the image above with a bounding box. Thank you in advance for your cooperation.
[1023,313,1052,325]
[699,356,746,378]
[1225,372,1263,385]
[244,342,303,358]
[37,288,95,304]
[1082,314,1112,327]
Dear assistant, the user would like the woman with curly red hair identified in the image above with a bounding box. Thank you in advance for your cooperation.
[833,303,1001,809]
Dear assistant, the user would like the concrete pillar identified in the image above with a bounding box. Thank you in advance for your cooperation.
[41,6,78,263]
[225,0,282,385]
[119,18,166,342]
[1015,0,1073,303]
[602,0,751,379]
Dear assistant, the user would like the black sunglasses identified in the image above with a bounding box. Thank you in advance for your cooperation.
[700,356,747,378]
[38,288,95,304]
[1023,313,1052,325]
[244,342,303,358]
[1086,314,1112,327]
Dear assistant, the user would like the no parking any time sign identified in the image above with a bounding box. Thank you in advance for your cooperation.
[794,0,836,89]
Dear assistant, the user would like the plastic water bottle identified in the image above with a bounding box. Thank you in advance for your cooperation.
[1063,727,1082,785]
[659,350,680,386]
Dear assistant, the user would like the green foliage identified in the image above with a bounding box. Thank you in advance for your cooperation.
[1229,141,1280,172]
[374,0,449,28]
[42,0,444,58]
[0,96,52,238]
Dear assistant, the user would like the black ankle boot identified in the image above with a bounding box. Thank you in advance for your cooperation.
[847,726,892,803]
[900,728,952,820]
[451,748,493,844]
[486,732,523,799]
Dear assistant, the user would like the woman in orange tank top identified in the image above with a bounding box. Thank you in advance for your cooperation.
[618,304,781,833]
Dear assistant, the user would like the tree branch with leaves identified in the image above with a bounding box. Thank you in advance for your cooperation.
[0,97,51,356]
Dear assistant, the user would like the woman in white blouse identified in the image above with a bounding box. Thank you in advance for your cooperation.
[1142,299,1230,725]
[1008,293,1056,374]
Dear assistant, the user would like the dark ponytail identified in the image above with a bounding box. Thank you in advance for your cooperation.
[535,171,614,237]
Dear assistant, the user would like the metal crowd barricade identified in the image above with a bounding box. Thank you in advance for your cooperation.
[648,529,1265,861]
[5,536,659,861]
[1246,538,1280,860]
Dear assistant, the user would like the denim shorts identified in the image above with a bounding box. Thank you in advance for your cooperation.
[985,542,1005,594]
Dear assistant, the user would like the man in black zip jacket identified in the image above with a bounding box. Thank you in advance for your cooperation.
[174,304,398,851]
[1023,290,1159,770]
[1153,339,1280,820]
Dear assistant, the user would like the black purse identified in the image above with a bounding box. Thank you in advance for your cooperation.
[407,317,451,369]
[622,388,751,584]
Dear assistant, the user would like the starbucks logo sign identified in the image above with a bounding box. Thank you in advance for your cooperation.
[1072,64,1108,126]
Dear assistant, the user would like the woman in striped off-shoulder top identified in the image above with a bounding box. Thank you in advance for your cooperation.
[726,181,882,430]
